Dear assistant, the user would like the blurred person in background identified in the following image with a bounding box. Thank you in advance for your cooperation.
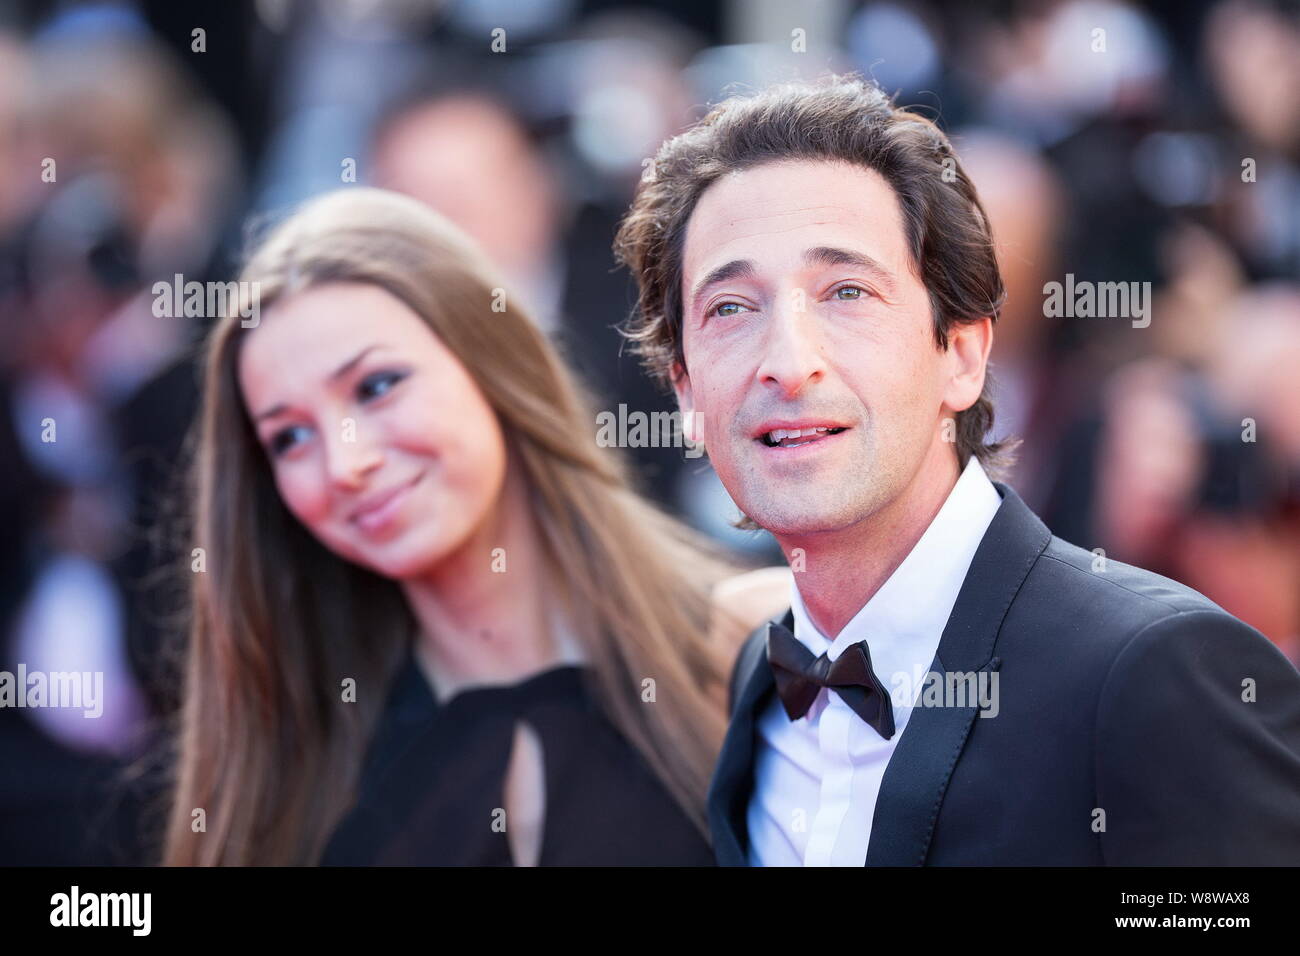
[0,9,240,864]
[957,129,1073,511]
[367,70,701,510]
[1179,284,1300,662]
[370,90,567,333]
[1203,0,1300,281]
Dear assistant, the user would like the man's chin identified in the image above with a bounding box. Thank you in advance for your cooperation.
[740,501,867,538]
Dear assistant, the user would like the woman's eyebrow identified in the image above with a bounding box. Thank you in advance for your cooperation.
[328,344,382,383]
[254,344,388,422]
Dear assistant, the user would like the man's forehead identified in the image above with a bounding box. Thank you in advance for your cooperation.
[682,161,907,276]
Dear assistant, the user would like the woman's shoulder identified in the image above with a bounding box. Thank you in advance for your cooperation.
[709,566,793,657]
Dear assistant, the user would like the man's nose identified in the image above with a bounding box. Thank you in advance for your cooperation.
[755,291,826,397]
[323,418,383,489]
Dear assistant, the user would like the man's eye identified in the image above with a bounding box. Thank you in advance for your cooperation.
[269,424,311,457]
[357,370,406,402]
[834,285,866,300]
[712,301,749,318]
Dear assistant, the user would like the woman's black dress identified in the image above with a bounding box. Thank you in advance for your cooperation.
[321,645,715,865]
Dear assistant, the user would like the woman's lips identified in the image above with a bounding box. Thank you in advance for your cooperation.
[350,471,425,534]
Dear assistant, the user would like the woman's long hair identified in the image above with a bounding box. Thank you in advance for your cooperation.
[163,188,739,865]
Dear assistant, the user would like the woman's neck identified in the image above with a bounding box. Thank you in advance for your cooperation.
[400,462,563,702]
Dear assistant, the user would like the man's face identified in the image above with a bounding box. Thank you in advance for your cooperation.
[675,158,984,537]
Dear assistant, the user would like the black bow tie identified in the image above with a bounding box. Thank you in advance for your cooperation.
[766,618,895,740]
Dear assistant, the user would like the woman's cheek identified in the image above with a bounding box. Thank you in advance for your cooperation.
[275,466,331,529]
[386,387,441,454]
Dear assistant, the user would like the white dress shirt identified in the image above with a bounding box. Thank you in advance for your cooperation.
[746,457,1003,866]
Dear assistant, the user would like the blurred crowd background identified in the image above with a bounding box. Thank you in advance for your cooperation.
[0,0,1297,864]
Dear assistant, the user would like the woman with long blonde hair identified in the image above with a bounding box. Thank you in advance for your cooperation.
[163,187,784,865]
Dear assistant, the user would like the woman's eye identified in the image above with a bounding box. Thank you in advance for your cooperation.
[269,424,311,457]
[357,370,406,402]
[712,301,749,318]
[834,285,866,300]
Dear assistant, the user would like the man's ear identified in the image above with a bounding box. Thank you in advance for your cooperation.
[943,316,993,413]
[670,361,701,443]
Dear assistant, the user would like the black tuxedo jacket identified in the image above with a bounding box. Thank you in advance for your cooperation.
[709,482,1300,865]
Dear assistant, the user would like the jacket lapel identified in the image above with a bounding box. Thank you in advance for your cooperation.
[864,481,1050,865]
[707,614,781,866]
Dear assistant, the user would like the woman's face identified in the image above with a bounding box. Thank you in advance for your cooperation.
[237,281,508,580]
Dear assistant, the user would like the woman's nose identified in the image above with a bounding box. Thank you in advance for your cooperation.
[323,417,384,489]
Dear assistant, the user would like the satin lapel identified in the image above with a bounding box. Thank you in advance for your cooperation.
[864,483,1050,866]
[706,614,784,866]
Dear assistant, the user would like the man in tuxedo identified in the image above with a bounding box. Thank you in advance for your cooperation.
[614,75,1300,865]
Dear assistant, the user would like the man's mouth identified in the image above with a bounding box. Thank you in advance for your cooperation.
[757,426,849,448]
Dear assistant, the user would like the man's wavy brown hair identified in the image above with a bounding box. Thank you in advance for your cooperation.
[614,74,1016,476]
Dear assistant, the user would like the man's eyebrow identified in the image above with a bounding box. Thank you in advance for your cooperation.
[689,259,756,310]
[254,344,383,422]
[804,246,896,291]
